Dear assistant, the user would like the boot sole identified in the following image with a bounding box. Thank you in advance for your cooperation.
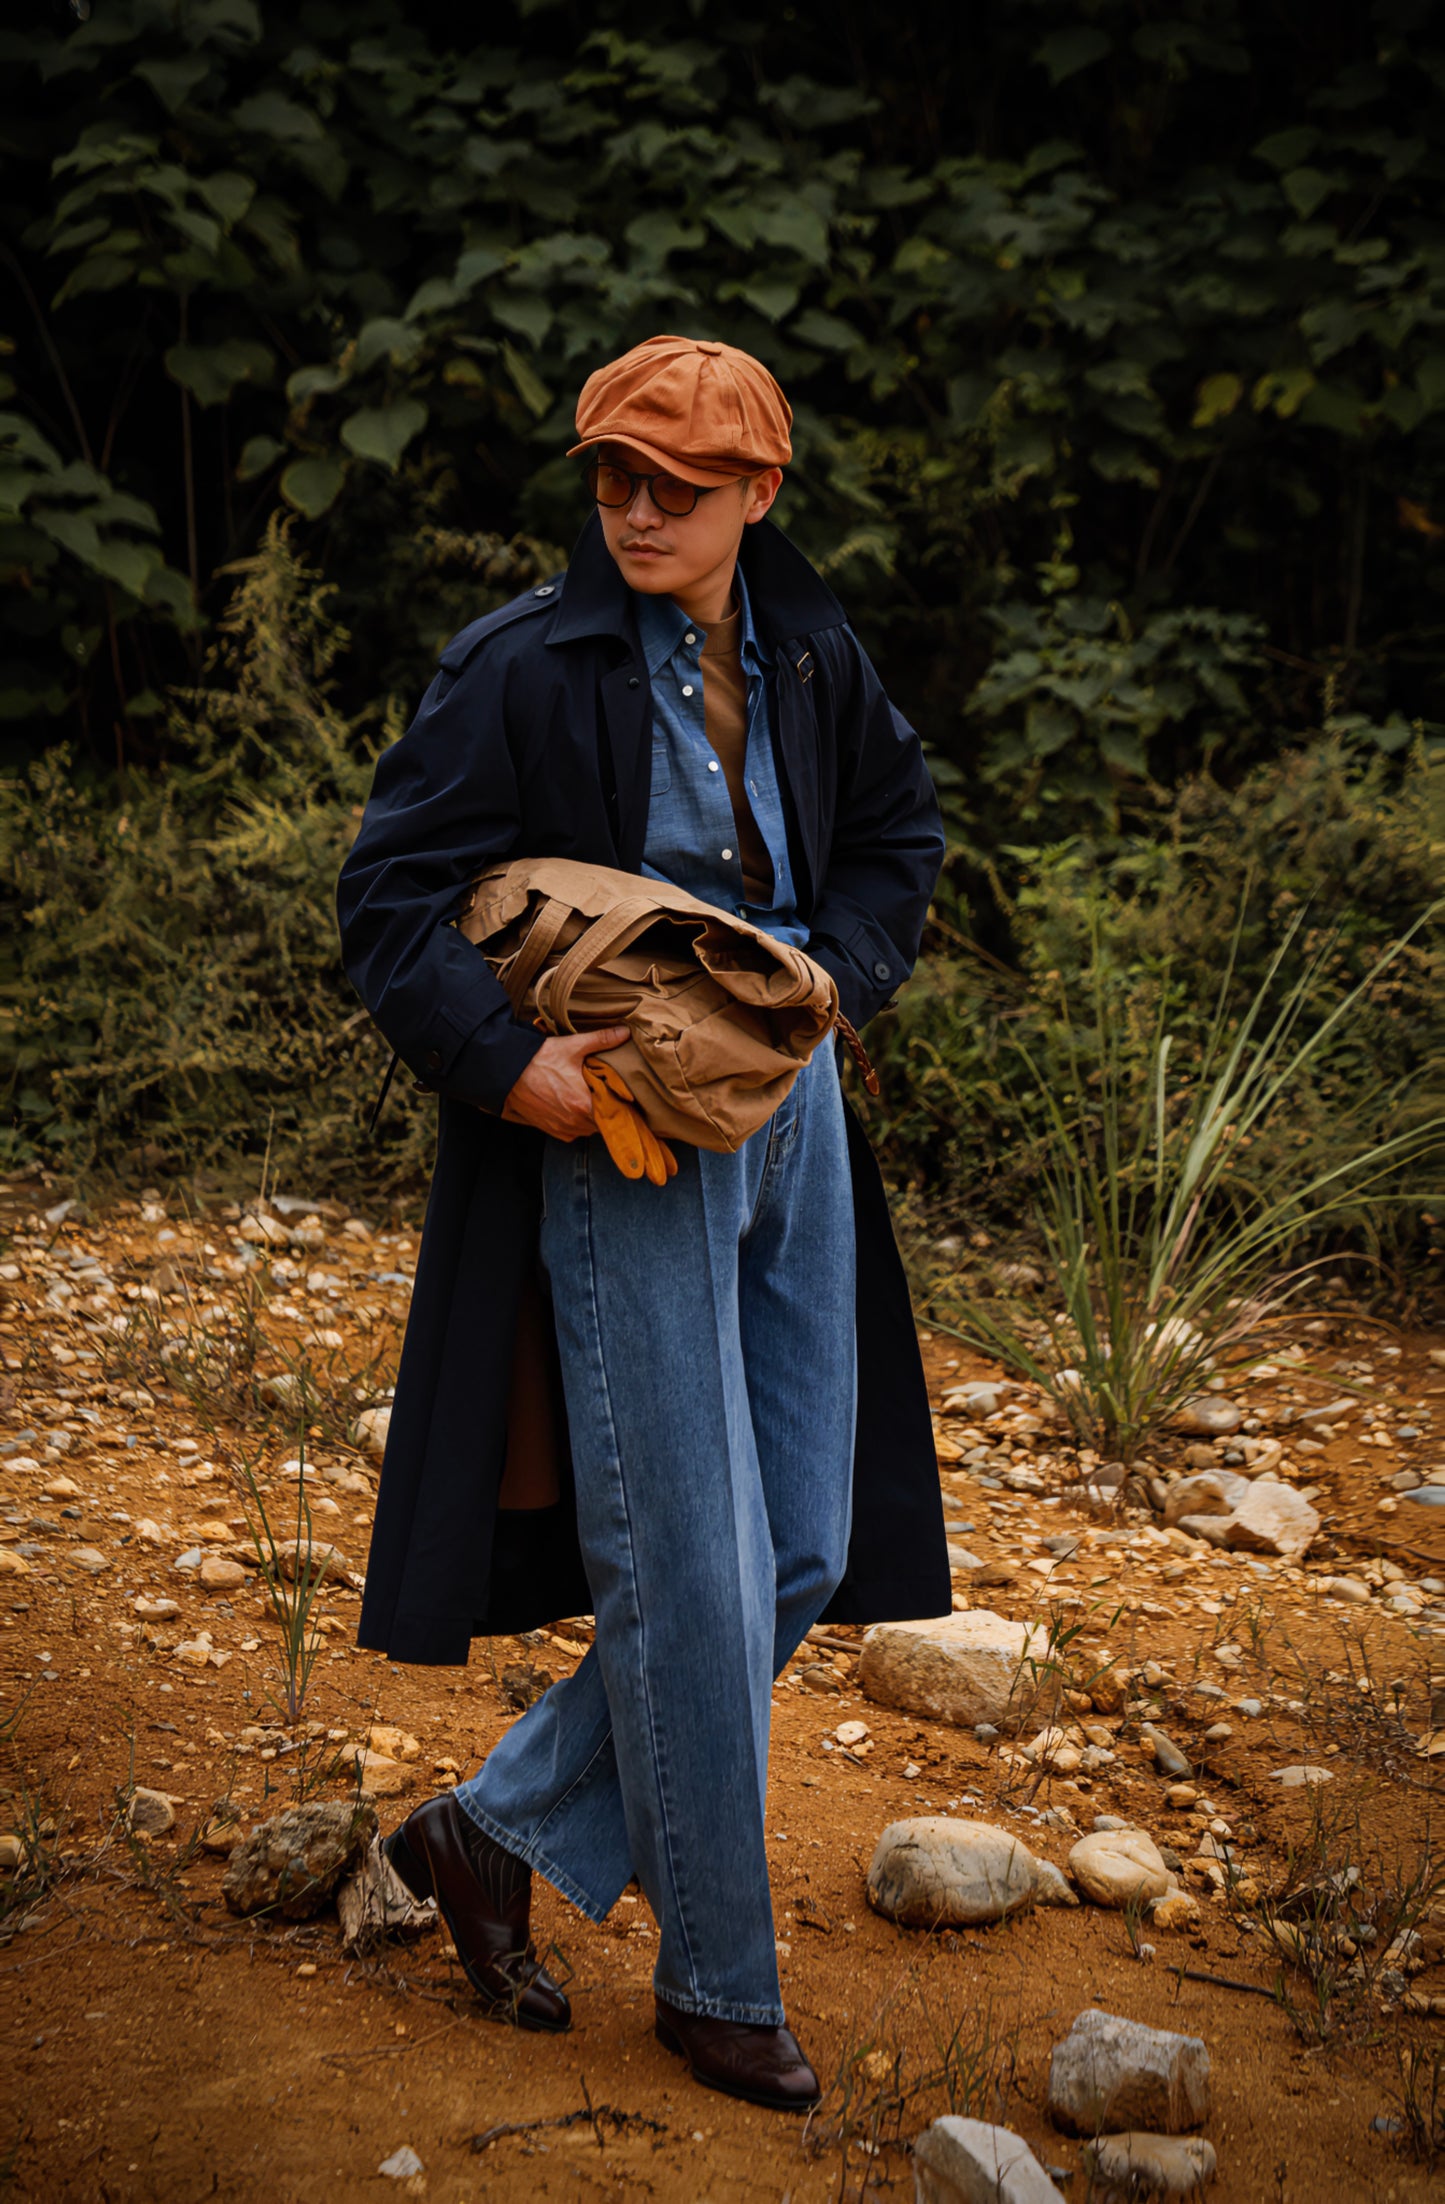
[653,2014,820,2113]
[385,1822,571,2035]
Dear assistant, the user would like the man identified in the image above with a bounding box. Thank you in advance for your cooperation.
[337,335,948,2110]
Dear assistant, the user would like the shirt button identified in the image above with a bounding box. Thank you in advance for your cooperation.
[681,683,695,697]
[721,848,734,861]
[684,632,696,645]
[533,585,555,597]
[707,759,720,772]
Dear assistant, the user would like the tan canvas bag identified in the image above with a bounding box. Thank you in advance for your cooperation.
[457,856,872,1154]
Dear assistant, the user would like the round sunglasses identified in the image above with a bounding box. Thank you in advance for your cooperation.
[584,458,723,518]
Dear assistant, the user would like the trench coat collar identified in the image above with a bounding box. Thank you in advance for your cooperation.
[547,510,849,653]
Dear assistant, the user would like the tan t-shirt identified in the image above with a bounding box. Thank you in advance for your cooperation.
[701,601,774,905]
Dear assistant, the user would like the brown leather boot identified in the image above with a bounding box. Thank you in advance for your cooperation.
[385,1794,570,2033]
[654,1993,821,2111]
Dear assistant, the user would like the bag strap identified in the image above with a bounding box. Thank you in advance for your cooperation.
[834,1012,881,1097]
[539,897,668,1032]
[501,895,576,1014]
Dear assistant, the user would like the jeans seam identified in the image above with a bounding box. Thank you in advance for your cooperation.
[578,1137,702,2000]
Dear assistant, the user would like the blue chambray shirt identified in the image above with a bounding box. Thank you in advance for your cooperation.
[635,571,808,946]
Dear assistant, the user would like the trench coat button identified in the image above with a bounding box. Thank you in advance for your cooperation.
[628,676,640,688]
[533,585,555,597]
[873,960,891,981]
[425,1048,443,1072]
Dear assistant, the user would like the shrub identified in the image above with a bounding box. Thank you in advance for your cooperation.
[0,517,420,1187]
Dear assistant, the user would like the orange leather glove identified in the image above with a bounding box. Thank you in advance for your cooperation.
[583,1055,677,1187]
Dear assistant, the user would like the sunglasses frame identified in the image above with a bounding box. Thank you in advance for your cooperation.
[583,459,725,518]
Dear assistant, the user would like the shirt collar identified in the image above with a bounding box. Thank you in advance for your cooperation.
[633,589,693,677]
[632,565,774,676]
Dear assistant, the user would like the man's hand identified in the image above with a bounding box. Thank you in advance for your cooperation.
[501,1026,631,1140]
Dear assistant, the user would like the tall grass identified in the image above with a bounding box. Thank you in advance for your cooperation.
[929,903,1443,1462]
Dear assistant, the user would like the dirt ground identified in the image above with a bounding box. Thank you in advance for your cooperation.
[3,1178,1445,2201]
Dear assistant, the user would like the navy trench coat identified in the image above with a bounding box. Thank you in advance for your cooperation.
[338,512,950,1666]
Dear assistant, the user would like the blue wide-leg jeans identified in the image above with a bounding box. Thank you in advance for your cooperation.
[453,1044,856,2024]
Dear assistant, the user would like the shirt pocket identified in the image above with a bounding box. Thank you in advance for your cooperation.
[650,738,672,796]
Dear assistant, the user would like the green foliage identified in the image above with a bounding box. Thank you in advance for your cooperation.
[3,0,1445,819]
[927,899,1442,1461]
[0,516,415,1182]
[3,0,1445,1215]
[873,740,1445,1274]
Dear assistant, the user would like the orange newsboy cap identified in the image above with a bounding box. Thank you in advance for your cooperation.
[569,333,792,487]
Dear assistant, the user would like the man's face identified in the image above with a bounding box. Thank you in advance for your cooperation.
[592,441,783,597]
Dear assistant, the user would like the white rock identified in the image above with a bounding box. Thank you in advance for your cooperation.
[354,1749,410,1798]
[1162,1470,1248,1528]
[941,1382,1015,1417]
[134,1594,179,1619]
[1314,1576,1370,1605]
[270,1536,349,1583]
[1269,1765,1334,1788]
[239,1210,290,1247]
[1069,1830,1173,1910]
[1172,1397,1242,1437]
[337,1838,436,1953]
[835,1719,870,1747]
[258,1373,304,1406]
[352,1405,391,1457]
[1223,1481,1319,1563]
[868,1818,1077,1928]
[378,2146,423,2179]
[860,1611,1053,1732]
[1081,2132,1217,2200]
[914,2115,1065,2203]
[1048,2010,1210,2136]
[127,1787,176,1836]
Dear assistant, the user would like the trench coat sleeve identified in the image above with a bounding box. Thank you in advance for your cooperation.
[336,652,546,1116]
[803,626,945,1033]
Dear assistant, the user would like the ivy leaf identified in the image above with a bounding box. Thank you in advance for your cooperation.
[185,0,262,40]
[752,202,830,266]
[233,91,324,142]
[501,342,551,419]
[354,318,425,372]
[1251,368,1315,418]
[286,362,350,403]
[1034,27,1112,84]
[194,170,255,227]
[340,398,428,470]
[133,56,211,111]
[280,455,346,517]
[1254,126,1321,169]
[1192,372,1243,427]
[236,434,284,480]
[491,293,553,347]
[1281,167,1336,219]
[164,339,272,406]
[791,308,861,352]
[738,278,800,324]
[453,243,507,292]
[52,253,134,305]
[624,210,705,261]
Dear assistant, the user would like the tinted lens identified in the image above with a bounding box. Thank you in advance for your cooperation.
[588,461,633,507]
[651,473,699,516]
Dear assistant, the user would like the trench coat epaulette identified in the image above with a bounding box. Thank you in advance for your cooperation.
[437,573,568,675]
